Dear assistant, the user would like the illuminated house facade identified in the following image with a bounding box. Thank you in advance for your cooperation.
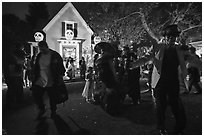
[43,2,93,68]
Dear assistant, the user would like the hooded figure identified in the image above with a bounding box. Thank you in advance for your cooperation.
[34,30,46,42]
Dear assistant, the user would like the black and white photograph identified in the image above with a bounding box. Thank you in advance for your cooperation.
[2,1,202,135]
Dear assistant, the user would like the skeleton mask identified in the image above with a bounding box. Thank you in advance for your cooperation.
[34,31,45,42]
[65,30,74,40]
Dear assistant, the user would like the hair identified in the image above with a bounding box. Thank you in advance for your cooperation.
[161,24,180,37]
[38,41,48,48]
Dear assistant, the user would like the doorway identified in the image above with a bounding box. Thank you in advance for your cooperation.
[63,47,76,60]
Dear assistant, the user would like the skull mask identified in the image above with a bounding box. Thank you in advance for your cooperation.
[34,31,46,42]
[65,30,74,40]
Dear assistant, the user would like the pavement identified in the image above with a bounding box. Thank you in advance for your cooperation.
[2,78,202,135]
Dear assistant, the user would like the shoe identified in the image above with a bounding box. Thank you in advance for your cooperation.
[159,129,168,135]
[86,99,91,103]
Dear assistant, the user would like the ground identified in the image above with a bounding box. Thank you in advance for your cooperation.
[2,79,202,135]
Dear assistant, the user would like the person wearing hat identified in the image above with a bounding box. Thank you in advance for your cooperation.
[94,42,121,116]
[131,24,188,134]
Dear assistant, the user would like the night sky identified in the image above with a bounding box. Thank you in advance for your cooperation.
[2,2,88,21]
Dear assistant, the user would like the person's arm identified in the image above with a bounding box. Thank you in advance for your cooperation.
[131,54,154,69]
[177,48,188,90]
[54,52,66,76]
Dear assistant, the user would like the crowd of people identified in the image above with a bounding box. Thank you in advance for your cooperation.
[2,24,202,135]
[81,24,202,135]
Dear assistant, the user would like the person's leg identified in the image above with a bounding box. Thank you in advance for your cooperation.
[154,85,168,134]
[47,87,57,117]
[27,70,32,87]
[193,81,202,93]
[15,76,24,103]
[32,85,46,117]
[135,78,141,103]
[168,87,186,134]
[128,83,139,105]
[188,77,193,92]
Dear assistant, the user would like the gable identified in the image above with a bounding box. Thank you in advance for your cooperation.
[43,2,93,35]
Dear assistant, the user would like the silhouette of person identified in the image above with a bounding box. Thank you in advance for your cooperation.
[121,45,141,105]
[31,41,66,118]
[186,46,202,94]
[79,57,86,80]
[4,42,26,107]
[131,24,188,134]
[94,42,121,115]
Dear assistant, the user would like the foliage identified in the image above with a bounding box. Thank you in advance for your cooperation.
[84,2,202,49]
[25,2,49,29]
[3,2,51,71]
[2,14,31,52]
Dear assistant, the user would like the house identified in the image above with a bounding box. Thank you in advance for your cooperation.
[43,2,94,68]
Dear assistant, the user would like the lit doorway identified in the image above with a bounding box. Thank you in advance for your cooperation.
[63,47,76,60]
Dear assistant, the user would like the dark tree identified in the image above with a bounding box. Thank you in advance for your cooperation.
[3,14,31,52]
[25,2,49,29]
[2,14,31,78]
[84,2,201,48]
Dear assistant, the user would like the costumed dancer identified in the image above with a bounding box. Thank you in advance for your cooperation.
[82,67,95,103]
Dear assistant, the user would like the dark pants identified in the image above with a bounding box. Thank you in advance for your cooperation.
[188,80,202,93]
[24,69,31,85]
[188,77,202,93]
[5,76,24,104]
[102,88,121,115]
[32,85,57,112]
[80,68,86,79]
[188,67,201,93]
[128,69,141,104]
[154,80,186,131]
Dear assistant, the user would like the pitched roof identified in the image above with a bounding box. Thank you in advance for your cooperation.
[43,2,93,35]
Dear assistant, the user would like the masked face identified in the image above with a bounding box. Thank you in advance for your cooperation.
[65,30,74,40]
[34,32,44,42]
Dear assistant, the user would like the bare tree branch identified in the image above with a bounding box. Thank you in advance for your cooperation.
[160,19,171,29]
[114,11,160,43]
[181,24,202,34]
[172,3,193,24]
[114,11,142,23]
[140,13,160,43]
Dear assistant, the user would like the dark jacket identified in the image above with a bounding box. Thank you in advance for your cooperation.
[31,49,66,86]
[96,53,118,88]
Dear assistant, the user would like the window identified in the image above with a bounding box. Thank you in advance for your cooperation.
[62,21,77,38]
[66,23,73,30]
